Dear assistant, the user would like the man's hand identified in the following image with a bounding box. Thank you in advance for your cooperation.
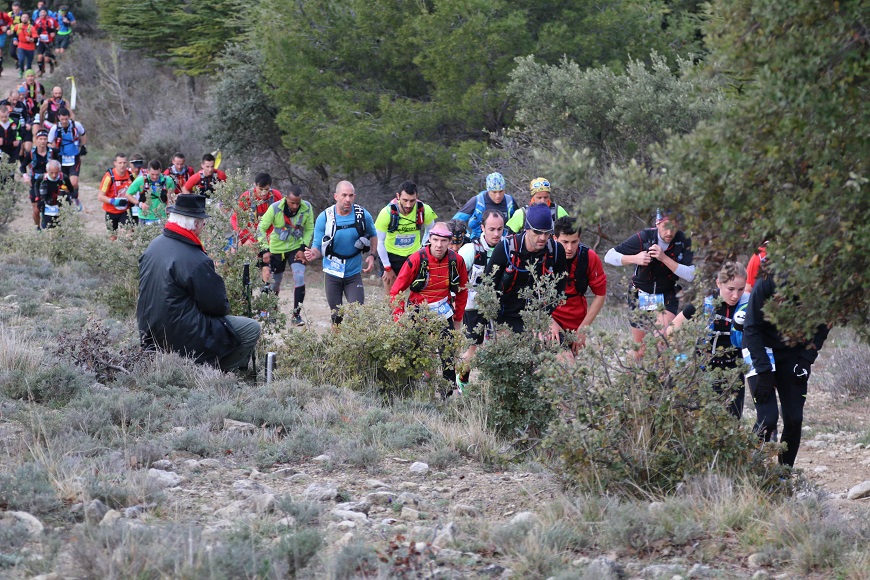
[362,254,375,273]
[382,268,396,288]
[753,372,776,404]
[294,250,307,264]
[303,248,319,262]
[647,244,664,261]
[634,251,651,266]
[79,145,87,156]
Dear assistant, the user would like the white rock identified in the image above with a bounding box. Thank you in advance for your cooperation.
[276,516,297,528]
[451,504,481,518]
[437,549,463,561]
[747,553,767,568]
[812,466,829,473]
[380,518,398,526]
[331,509,369,524]
[152,459,173,470]
[399,481,419,490]
[648,501,666,513]
[147,468,182,489]
[401,507,420,520]
[7,511,44,536]
[335,532,355,547]
[250,493,276,514]
[366,479,391,489]
[223,418,256,433]
[509,511,539,526]
[198,458,221,469]
[572,557,591,567]
[304,483,339,501]
[366,491,398,506]
[313,454,332,463]
[232,480,274,499]
[182,459,201,471]
[434,522,456,547]
[288,473,312,483]
[335,521,357,531]
[99,510,122,527]
[409,462,429,474]
[846,481,870,500]
[687,563,714,578]
[640,564,684,578]
[84,499,109,524]
[803,440,828,449]
[585,556,624,580]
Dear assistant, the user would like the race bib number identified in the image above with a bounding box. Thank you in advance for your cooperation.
[394,234,416,248]
[131,205,140,217]
[43,204,59,216]
[637,290,665,311]
[742,347,776,378]
[61,155,75,166]
[428,296,454,320]
[39,33,49,42]
[323,256,346,279]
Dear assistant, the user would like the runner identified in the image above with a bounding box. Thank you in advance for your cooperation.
[11,12,37,79]
[303,180,377,325]
[743,271,830,467]
[484,203,567,335]
[38,86,66,133]
[0,104,21,163]
[97,153,135,238]
[745,241,768,293]
[46,107,84,198]
[20,69,44,103]
[375,180,437,294]
[456,209,505,388]
[604,209,695,358]
[452,172,516,240]
[181,153,226,197]
[231,173,283,290]
[35,159,73,229]
[389,222,468,391]
[505,177,570,234]
[667,261,749,418]
[0,88,29,165]
[30,1,55,21]
[257,183,314,325]
[0,9,12,76]
[22,128,52,229]
[126,159,174,226]
[54,5,74,59]
[551,216,607,356]
[164,152,194,201]
[33,8,56,76]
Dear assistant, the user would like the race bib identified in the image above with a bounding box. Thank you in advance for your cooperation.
[742,347,776,378]
[394,234,416,248]
[61,154,75,166]
[428,296,454,320]
[43,204,59,216]
[637,290,665,311]
[39,33,49,42]
[131,205,140,217]
[323,256,346,279]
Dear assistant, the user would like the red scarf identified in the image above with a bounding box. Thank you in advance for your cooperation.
[165,222,205,253]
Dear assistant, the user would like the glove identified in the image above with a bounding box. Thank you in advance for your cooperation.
[79,145,87,156]
[112,197,127,207]
[753,372,776,404]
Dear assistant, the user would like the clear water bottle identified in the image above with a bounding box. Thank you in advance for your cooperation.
[704,295,714,316]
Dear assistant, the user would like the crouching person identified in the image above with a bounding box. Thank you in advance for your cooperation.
[137,194,261,372]
[390,222,468,391]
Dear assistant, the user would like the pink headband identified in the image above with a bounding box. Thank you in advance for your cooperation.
[429,225,452,238]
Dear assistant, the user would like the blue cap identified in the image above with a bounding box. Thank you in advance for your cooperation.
[485,172,505,191]
[525,203,553,232]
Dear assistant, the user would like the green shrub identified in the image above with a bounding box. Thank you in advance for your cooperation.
[361,420,432,451]
[0,463,62,515]
[540,317,784,496]
[0,364,91,407]
[256,425,333,466]
[276,497,323,527]
[331,542,381,580]
[0,521,27,569]
[277,299,464,396]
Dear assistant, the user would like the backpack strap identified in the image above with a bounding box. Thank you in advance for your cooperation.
[408,248,429,293]
[569,245,590,297]
[387,201,400,233]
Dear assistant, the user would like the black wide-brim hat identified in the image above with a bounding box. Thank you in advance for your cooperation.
[167,194,209,219]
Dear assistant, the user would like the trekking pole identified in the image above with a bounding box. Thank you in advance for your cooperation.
[242,262,257,378]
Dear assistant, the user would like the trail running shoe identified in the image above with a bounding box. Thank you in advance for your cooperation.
[291,314,304,327]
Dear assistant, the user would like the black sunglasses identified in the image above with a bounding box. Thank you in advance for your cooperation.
[530,227,553,236]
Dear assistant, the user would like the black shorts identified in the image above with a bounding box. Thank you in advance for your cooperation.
[256,249,269,270]
[21,132,32,143]
[56,34,71,49]
[496,314,524,334]
[36,43,54,57]
[463,310,491,344]
[269,250,304,274]
[61,157,80,177]
[105,211,128,231]
[387,252,409,274]
[628,286,679,328]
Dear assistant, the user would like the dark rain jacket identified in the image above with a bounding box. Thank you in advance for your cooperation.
[137,228,240,365]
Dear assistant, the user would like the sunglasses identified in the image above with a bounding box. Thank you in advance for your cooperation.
[531,179,550,189]
[530,227,553,236]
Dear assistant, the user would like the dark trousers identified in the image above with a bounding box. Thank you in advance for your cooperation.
[748,350,812,467]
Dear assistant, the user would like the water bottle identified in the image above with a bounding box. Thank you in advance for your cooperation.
[703,295,714,316]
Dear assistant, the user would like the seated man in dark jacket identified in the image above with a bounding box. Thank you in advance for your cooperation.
[137,194,261,372]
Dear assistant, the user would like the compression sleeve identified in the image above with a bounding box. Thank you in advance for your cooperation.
[376,230,390,267]
[420,222,433,246]
[604,248,625,267]
[674,263,696,281]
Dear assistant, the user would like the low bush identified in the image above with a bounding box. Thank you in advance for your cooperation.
[0,463,62,515]
[540,316,785,496]
[0,364,92,407]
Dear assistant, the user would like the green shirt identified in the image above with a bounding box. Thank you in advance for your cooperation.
[127,174,174,221]
[505,204,570,234]
[374,202,437,256]
[258,198,315,254]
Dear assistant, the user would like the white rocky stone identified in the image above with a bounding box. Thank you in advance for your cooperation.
[640,564,685,578]
[151,459,173,470]
[331,509,369,524]
[223,418,256,433]
[232,479,274,499]
[335,532,355,547]
[366,491,397,506]
[747,553,767,568]
[687,563,715,578]
[572,557,591,567]
[6,511,44,536]
[147,468,182,489]
[380,518,399,526]
[401,507,420,520]
[198,458,221,469]
[433,522,456,548]
[366,479,391,489]
[409,461,429,474]
[846,481,870,500]
[335,521,357,532]
[509,511,540,526]
[451,504,481,518]
[399,481,420,490]
[99,510,122,527]
[250,493,276,514]
[812,466,829,473]
[313,454,332,463]
[84,499,109,524]
[585,556,624,580]
[288,473,312,483]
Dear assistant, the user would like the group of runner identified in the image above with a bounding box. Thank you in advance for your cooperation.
[0,1,74,78]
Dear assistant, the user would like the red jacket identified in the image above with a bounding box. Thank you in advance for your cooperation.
[231,189,283,245]
[390,246,468,322]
